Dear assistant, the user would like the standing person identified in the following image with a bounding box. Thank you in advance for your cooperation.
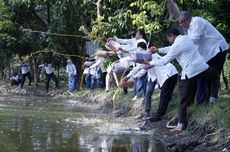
[140,52,178,127]
[146,28,219,132]
[10,72,21,86]
[105,29,147,93]
[177,11,229,104]
[66,59,77,91]
[124,42,148,100]
[20,63,32,88]
[88,55,105,89]
[39,62,59,93]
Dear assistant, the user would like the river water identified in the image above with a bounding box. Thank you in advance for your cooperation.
[0,96,167,152]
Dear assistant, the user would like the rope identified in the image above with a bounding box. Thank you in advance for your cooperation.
[27,49,88,60]
[22,28,88,39]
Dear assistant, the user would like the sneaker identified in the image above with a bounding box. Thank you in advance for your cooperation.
[170,123,187,133]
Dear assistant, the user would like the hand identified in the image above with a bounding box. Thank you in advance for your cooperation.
[118,47,123,51]
[149,46,158,53]
[141,58,150,65]
[119,77,129,87]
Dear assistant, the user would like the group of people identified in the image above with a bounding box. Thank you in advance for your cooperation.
[10,58,78,93]
[9,11,228,132]
[82,11,228,132]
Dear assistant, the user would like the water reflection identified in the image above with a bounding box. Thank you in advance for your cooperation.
[0,98,167,152]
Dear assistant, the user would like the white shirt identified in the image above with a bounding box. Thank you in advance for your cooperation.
[149,54,178,87]
[187,17,228,62]
[66,63,77,77]
[116,37,147,53]
[39,64,54,74]
[10,75,20,82]
[21,64,30,74]
[134,53,178,87]
[89,56,106,73]
[151,35,209,80]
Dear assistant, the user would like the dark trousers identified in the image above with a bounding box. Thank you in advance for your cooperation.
[100,72,107,89]
[11,80,21,86]
[20,72,32,88]
[178,67,219,123]
[46,72,58,92]
[144,74,178,117]
[196,50,227,103]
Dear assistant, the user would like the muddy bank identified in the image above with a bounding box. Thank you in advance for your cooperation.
[0,83,229,152]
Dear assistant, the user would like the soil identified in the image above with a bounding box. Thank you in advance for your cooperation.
[0,83,229,152]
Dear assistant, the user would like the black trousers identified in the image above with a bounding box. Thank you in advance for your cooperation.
[196,50,227,103]
[144,74,178,117]
[178,67,219,123]
[20,72,32,88]
[46,72,59,92]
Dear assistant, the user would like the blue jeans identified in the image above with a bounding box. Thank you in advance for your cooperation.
[68,76,77,91]
[134,73,148,97]
[91,77,102,90]
[85,74,91,90]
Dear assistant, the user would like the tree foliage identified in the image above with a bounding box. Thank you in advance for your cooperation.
[0,0,229,79]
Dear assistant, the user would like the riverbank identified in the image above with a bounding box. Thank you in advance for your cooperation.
[0,81,229,152]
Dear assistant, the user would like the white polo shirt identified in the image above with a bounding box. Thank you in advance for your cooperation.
[187,17,228,62]
[148,53,178,87]
[21,64,30,74]
[151,35,209,80]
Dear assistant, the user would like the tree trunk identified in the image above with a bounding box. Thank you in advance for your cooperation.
[0,66,4,79]
[96,0,101,19]
[32,57,39,87]
[165,0,181,20]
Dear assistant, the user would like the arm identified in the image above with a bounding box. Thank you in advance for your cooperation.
[133,69,147,79]
[187,17,204,45]
[89,59,102,69]
[158,46,171,54]
[126,64,142,78]
[150,44,180,66]
[116,38,133,45]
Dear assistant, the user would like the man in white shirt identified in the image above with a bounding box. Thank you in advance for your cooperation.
[123,42,148,100]
[39,63,58,93]
[20,63,32,88]
[177,11,228,104]
[139,53,178,128]
[66,59,77,91]
[145,28,219,132]
[88,55,105,89]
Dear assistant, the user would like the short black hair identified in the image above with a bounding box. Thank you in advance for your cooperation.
[167,27,181,37]
[137,42,147,50]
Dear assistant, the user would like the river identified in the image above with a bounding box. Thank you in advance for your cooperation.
[0,96,167,152]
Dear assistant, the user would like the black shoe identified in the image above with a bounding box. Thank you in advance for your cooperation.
[149,115,161,122]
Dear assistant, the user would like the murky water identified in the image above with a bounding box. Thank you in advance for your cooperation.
[0,96,167,152]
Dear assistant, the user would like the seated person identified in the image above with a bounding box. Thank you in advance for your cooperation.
[10,72,21,86]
